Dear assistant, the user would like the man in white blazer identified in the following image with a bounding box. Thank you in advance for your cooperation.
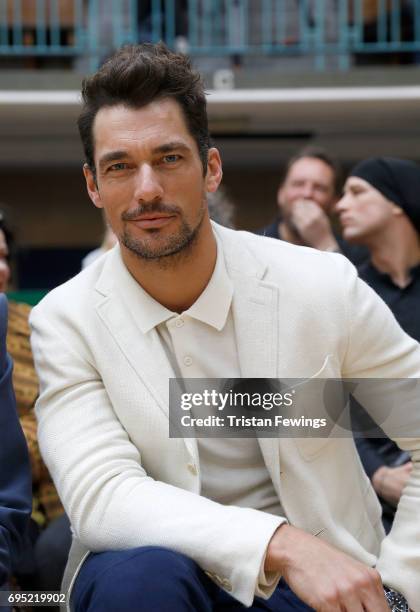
[30,43,419,611]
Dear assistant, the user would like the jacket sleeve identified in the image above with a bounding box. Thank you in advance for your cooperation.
[339,263,420,610]
[351,402,389,479]
[0,294,32,586]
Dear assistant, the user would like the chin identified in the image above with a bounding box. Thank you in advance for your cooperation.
[343,230,366,245]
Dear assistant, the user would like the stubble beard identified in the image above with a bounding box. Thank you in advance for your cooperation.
[120,200,206,269]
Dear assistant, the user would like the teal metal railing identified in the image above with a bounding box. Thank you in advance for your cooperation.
[0,0,419,70]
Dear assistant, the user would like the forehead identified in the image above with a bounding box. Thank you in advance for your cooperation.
[345,177,391,203]
[345,176,372,190]
[92,99,194,158]
[287,157,334,184]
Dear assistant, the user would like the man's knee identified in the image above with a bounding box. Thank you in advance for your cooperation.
[73,546,211,612]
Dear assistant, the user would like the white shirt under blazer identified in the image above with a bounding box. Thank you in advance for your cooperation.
[30,223,420,610]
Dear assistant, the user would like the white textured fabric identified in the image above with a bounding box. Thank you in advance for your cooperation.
[30,223,420,610]
[132,237,283,593]
[159,241,283,595]
[158,241,282,515]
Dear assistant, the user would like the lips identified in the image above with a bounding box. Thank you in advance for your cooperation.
[129,215,176,229]
[339,216,352,227]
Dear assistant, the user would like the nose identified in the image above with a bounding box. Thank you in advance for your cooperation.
[335,194,349,214]
[302,183,315,200]
[133,164,164,203]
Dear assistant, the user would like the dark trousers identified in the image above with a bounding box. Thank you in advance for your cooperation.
[34,513,72,592]
[72,546,313,611]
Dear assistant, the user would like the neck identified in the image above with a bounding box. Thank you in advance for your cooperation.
[367,223,420,288]
[278,220,304,246]
[121,217,217,313]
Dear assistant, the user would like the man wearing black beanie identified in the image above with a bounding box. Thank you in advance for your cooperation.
[337,156,420,532]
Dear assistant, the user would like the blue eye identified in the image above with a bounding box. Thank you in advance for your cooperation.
[163,154,180,164]
[109,162,128,171]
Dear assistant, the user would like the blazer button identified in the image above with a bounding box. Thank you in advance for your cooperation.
[187,463,198,475]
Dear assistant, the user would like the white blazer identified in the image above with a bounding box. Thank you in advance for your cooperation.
[30,223,420,610]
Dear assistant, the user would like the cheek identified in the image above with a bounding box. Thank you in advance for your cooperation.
[169,171,205,200]
[98,182,132,213]
[361,202,385,225]
[278,189,295,212]
[317,193,332,209]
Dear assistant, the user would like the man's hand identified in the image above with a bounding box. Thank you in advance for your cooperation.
[290,200,339,251]
[372,462,412,507]
[265,524,389,611]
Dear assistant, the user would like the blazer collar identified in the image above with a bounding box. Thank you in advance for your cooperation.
[94,245,176,411]
[93,231,280,471]
[94,230,279,391]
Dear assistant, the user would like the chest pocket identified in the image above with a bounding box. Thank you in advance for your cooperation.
[289,355,345,460]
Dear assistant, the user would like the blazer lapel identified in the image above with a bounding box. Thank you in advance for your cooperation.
[94,247,198,460]
[216,226,283,494]
[232,274,283,494]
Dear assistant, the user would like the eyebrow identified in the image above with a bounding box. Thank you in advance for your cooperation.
[152,141,191,154]
[98,150,129,169]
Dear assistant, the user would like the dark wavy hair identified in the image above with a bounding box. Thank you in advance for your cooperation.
[78,42,210,177]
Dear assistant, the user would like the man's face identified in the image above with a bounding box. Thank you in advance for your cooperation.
[277,157,336,219]
[0,229,10,293]
[336,177,398,243]
[84,99,222,262]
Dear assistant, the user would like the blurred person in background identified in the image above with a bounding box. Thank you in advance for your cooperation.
[207,186,236,229]
[137,0,188,50]
[0,293,31,594]
[258,147,367,266]
[336,156,420,533]
[81,217,117,269]
[0,212,71,603]
[350,0,415,66]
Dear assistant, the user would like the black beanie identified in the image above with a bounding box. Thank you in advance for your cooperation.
[350,157,420,232]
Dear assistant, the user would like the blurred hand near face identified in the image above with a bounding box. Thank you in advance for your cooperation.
[290,200,339,251]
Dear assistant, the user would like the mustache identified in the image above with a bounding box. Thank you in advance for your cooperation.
[121,203,181,221]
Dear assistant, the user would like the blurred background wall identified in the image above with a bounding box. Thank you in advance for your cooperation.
[1,0,420,291]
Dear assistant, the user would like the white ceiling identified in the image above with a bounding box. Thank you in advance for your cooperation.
[1,86,420,167]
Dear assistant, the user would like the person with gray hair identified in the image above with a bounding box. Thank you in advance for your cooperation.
[258,147,367,265]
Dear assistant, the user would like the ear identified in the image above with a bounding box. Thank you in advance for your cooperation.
[391,204,404,217]
[83,163,103,209]
[205,148,223,193]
